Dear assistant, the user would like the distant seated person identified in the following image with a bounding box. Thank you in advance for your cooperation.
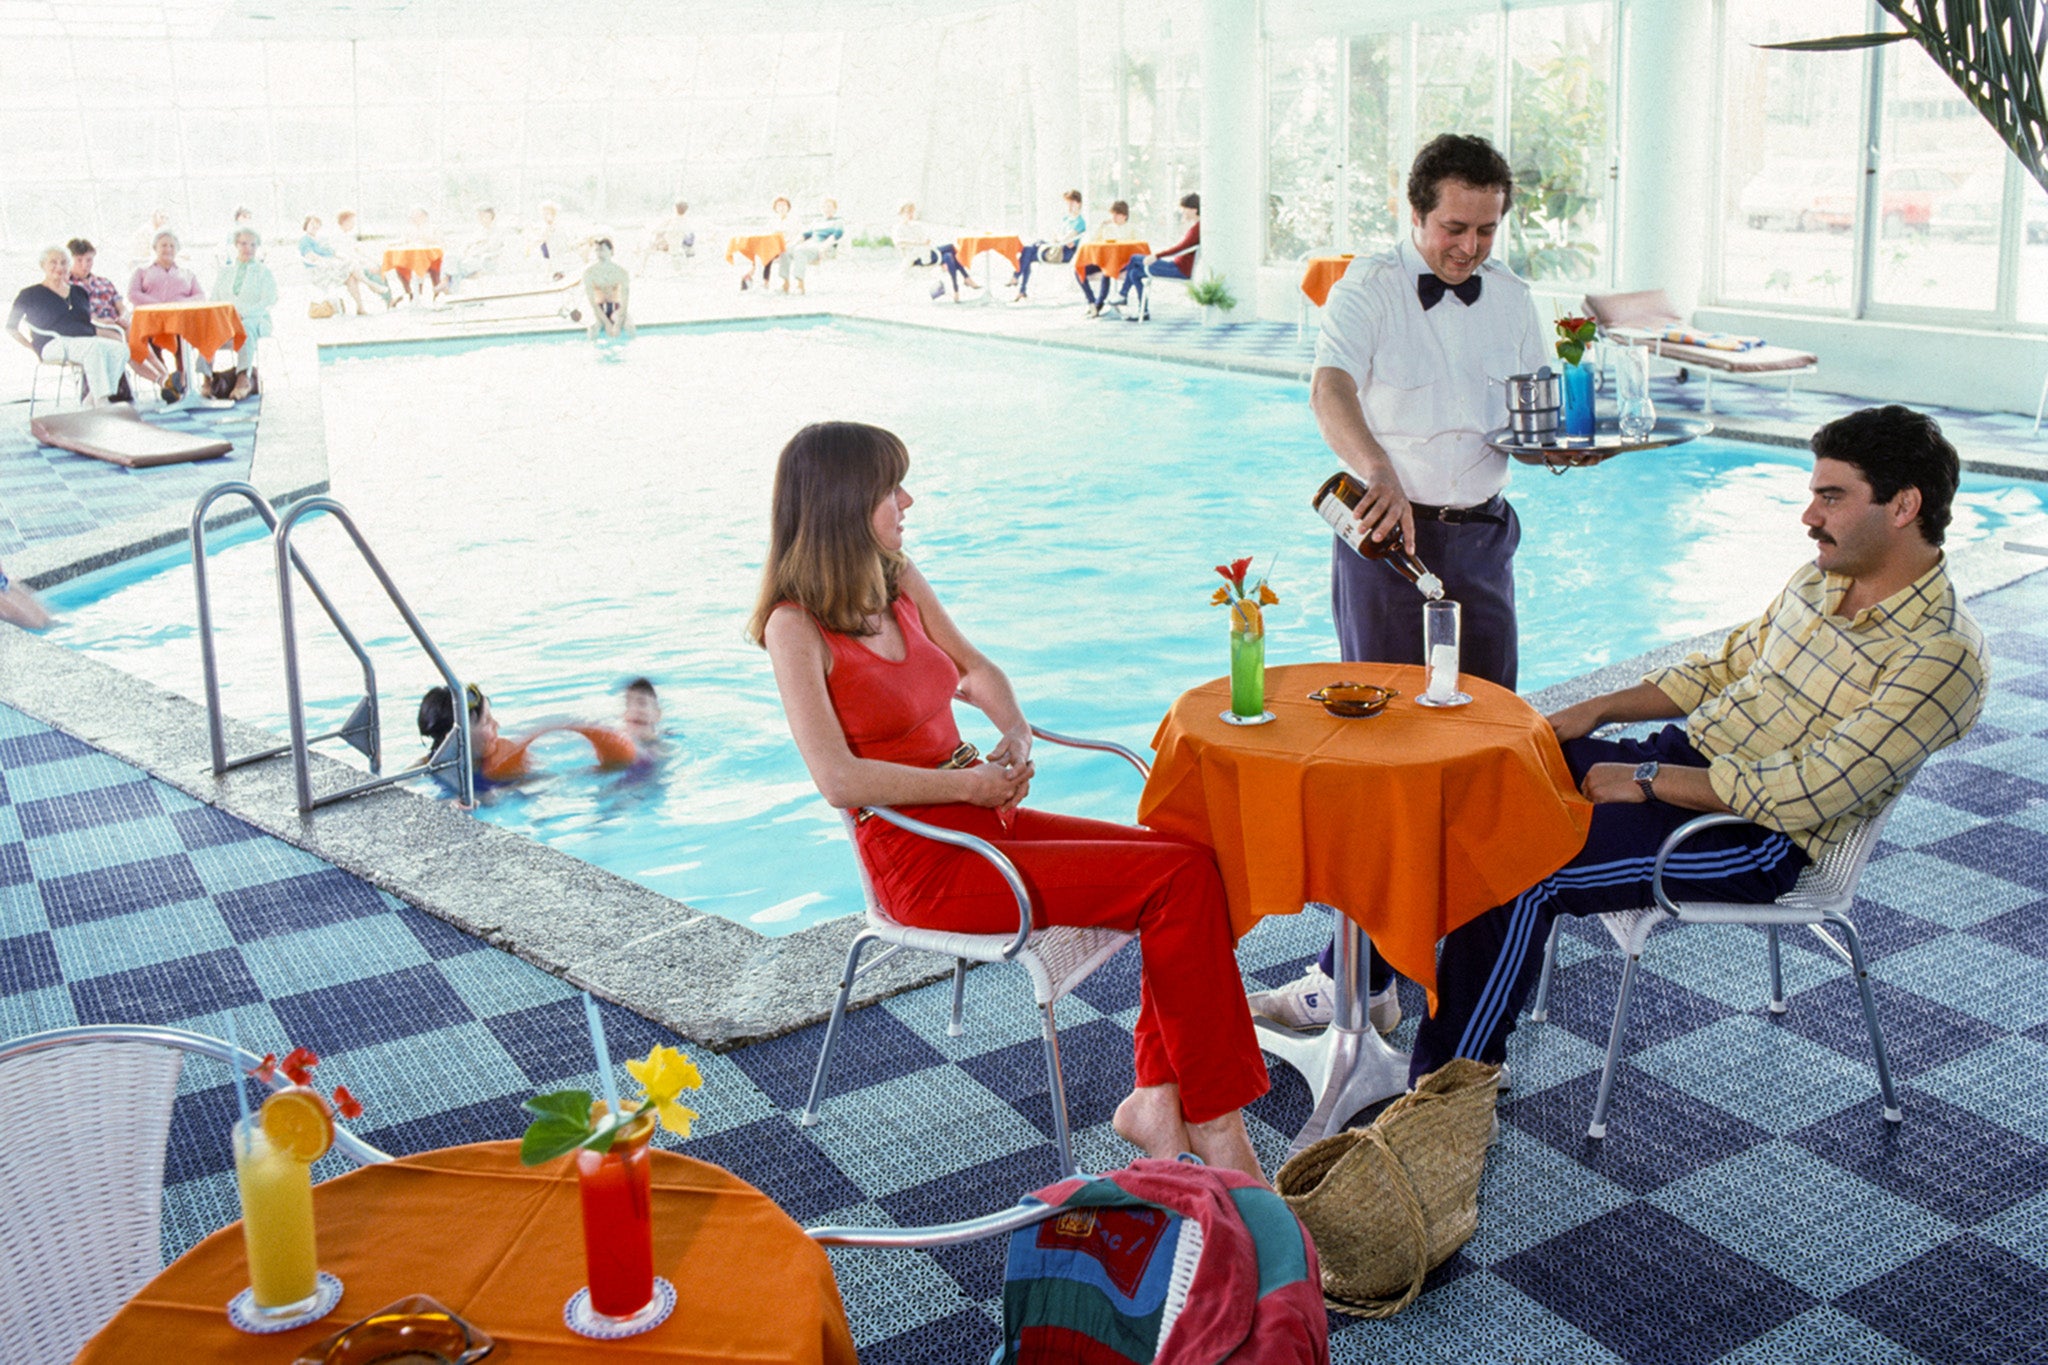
[444,206,507,291]
[583,238,633,340]
[331,210,397,297]
[129,230,206,397]
[218,207,260,265]
[643,199,696,269]
[531,200,587,270]
[747,195,797,291]
[1111,193,1199,322]
[10,245,134,407]
[0,560,53,632]
[299,214,392,313]
[1387,406,1988,1085]
[892,203,977,301]
[778,196,844,296]
[208,227,277,401]
[392,206,446,298]
[67,236,164,385]
[1008,189,1084,302]
[417,681,651,784]
[1079,200,1134,317]
[129,207,173,269]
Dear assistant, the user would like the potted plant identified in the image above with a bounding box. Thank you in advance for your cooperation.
[1188,272,1238,326]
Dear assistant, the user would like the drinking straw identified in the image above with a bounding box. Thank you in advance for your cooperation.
[583,991,622,1120]
[225,1013,253,1157]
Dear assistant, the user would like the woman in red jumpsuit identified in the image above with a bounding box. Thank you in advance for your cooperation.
[751,421,1269,1180]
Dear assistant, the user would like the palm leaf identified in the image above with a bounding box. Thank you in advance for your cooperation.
[1757,32,1916,50]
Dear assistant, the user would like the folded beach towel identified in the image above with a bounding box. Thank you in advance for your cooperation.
[1661,327,1764,352]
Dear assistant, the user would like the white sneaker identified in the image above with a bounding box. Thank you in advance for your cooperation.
[1248,967,1402,1035]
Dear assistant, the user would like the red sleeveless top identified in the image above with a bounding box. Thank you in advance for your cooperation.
[816,593,963,768]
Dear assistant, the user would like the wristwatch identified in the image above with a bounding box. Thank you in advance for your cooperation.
[1633,760,1660,802]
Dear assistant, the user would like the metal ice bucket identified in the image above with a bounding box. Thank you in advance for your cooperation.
[1501,368,1560,440]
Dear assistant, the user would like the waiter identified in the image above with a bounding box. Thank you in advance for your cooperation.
[1251,133,1576,1037]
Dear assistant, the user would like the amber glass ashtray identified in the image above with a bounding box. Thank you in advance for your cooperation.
[1307,683,1398,718]
[294,1295,493,1364]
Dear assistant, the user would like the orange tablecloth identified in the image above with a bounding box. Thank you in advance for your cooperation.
[1138,662,1591,1002]
[381,246,443,276]
[126,302,244,365]
[1074,240,1149,280]
[956,234,1025,271]
[727,232,787,265]
[1299,255,1355,308]
[78,1141,857,1365]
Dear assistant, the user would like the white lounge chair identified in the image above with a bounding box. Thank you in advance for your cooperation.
[1585,289,1819,415]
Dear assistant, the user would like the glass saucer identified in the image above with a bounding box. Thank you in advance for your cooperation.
[292,1294,493,1364]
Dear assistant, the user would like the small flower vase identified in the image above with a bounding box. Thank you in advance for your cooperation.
[1561,358,1595,440]
[1228,622,1266,720]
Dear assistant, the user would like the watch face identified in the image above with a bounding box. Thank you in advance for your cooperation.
[1634,761,1658,781]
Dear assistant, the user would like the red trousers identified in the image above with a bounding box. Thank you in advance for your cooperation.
[858,805,1269,1124]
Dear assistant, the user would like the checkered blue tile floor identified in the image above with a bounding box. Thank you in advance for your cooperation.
[0,398,256,556]
[5,571,2048,1363]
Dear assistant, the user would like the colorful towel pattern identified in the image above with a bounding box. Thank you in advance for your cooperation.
[1660,327,1765,352]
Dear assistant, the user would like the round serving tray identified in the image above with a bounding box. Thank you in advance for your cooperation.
[1485,416,1714,462]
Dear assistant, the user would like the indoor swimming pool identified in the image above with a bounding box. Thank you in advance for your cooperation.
[41,318,2048,934]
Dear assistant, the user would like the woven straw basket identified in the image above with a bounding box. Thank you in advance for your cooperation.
[1274,1058,1500,1318]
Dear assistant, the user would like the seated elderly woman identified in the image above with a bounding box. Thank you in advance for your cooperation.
[129,230,206,399]
[751,420,1269,1179]
[209,227,277,400]
[8,245,133,406]
[298,215,390,314]
[65,237,168,386]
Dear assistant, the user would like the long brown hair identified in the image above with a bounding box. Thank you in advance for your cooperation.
[747,421,911,644]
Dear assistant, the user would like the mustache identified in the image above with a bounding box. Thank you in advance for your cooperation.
[1808,528,1835,545]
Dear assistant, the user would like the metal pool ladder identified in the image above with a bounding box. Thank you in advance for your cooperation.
[190,481,475,811]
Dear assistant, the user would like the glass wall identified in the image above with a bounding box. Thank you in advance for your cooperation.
[1713,0,2043,329]
[1265,3,1614,288]
[1079,0,1202,248]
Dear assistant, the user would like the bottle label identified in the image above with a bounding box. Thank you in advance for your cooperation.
[1315,491,1369,553]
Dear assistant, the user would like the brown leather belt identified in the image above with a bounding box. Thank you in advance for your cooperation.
[1410,496,1507,526]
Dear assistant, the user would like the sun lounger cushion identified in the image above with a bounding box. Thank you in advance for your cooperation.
[1637,339,1817,373]
[1584,288,1816,374]
[30,404,233,468]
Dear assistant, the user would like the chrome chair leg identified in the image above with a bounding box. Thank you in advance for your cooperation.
[801,931,875,1128]
[1588,952,1642,1140]
[1765,926,1787,1013]
[1530,919,1563,1023]
[1830,911,1903,1123]
[948,959,968,1038]
[1040,1002,1077,1178]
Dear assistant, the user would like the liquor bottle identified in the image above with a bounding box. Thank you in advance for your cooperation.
[1312,471,1446,600]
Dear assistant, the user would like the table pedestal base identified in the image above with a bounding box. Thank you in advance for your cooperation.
[1255,908,1411,1161]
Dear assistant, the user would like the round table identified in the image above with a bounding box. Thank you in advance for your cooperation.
[126,301,244,367]
[380,246,444,278]
[76,1141,858,1364]
[1073,240,1149,287]
[1138,662,1590,1152]
[955,235,1024,305]
[727,232,786,267]
[1298,255,1355,309]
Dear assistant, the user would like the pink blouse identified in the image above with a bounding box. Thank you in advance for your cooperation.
[128,263,204,305]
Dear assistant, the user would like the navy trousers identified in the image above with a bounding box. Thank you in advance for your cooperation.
[1407,726,1809,1081]
[1320,498,1522,988]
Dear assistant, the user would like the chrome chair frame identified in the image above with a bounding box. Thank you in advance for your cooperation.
[800,726,1149,1178]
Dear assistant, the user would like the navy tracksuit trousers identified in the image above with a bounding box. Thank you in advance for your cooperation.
[1407,725,1810,1081]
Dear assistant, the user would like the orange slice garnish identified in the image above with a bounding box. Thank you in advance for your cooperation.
[260,1086,334,1163]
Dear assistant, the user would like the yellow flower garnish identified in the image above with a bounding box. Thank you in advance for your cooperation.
[1210,586,1231,605]
[1257,583,1279,606]
[625,1044,703,1136]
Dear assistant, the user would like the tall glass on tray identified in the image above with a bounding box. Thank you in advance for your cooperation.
[1615,346,1656,442]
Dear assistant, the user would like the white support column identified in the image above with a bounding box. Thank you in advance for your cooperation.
[1025,0,1081,237]
[1614,0,1715,312]
[1200,0,1262,308]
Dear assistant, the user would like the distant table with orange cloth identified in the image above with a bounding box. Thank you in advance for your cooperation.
[1298,254,1356,308]
[126,301,244,367]
[381,245,443,277]
[954,234,1023,305]
[726,232,786,267]
[1138,662,1591,1154]
[77,1141,858,1365]
[1073,240,1149,283]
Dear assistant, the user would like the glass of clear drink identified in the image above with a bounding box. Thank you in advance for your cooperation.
[1417,600,1471,708]
[1616,346,1656,442]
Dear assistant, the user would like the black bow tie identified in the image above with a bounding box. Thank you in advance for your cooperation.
[1417,272,1482,310]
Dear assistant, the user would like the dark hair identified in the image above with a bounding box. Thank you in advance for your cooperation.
[66,237,94,257]
[594,236,614,251]
[1809,406,1958,546]
[1407,134,1515,219]
[418,684,483,749]
[625,677,657,698]
[1179,193,1200,212]
[747,421,911,644]
[1064,189,1082,204]
[1110,200,1130,217]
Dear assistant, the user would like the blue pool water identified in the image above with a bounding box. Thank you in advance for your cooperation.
[45,319,2048,934]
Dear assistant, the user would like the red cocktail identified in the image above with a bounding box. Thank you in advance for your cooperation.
[574,1108,657,1324]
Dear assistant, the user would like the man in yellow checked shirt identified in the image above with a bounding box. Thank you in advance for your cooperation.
[1407,405,1988,1082]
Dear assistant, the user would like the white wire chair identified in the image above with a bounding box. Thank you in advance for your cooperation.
[18,322,87,419]
[0,1025,391,1363]
[801,726,1148,1178]
[1526,796,1904,1139]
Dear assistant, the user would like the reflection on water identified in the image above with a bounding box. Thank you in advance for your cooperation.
[44,322,2047,934]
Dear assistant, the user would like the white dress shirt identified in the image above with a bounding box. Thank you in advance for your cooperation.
[1314,238,1549,508]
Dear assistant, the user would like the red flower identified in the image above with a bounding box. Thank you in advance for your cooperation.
[1213,557,1252,590]
[248,1053,278,1085]
[332,1085,364,1120]
[280,1046,320,1086]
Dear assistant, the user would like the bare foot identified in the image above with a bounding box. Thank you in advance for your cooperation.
[1113,1085,1190,1160]
[1185,1111,1267,1184]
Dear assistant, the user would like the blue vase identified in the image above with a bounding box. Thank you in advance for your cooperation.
[1561,360,1595,439]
